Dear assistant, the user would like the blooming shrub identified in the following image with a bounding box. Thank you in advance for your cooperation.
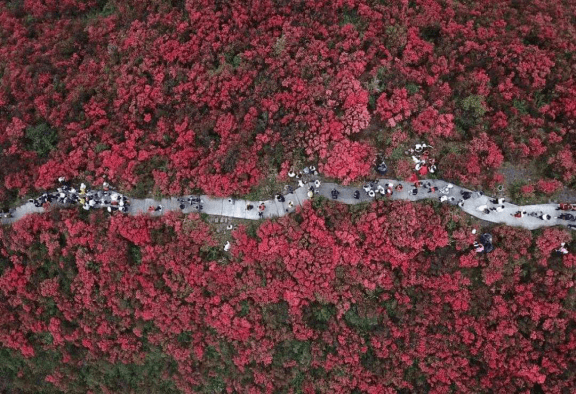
[0,0,574,200]
[319,139,375,184]
[0,202,575,393]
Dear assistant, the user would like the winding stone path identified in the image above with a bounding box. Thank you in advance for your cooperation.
[1,179,575,231]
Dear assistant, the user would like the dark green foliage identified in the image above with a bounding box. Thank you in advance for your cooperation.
[25,122,58,158]
[75,348,180,393]
[128,243,142,265]
[344,304,380,333]
[303,302,336,330]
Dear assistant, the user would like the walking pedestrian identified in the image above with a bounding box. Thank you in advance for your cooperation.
[246,204,254,210]
[512,211,526,218]
[331,189,339,199]
[353,190,360,199]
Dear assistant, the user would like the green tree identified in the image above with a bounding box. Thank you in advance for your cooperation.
[25,122,58,157]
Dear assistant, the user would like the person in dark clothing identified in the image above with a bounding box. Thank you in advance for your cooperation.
[353,190,360,199]
[331,189,339,199]
[179,204,185,210]
[557,213,575,221]
[410,188,418,196]
[461,191,472,200]
[246,204,254,210]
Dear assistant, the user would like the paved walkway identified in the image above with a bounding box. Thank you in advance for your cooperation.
[1,179,575,231]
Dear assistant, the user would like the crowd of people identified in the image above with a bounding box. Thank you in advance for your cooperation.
[406,142,437,176]
[27,178,131,213]
[4,171,574,255]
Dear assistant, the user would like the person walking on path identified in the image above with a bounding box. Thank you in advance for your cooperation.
[512,210,526,218]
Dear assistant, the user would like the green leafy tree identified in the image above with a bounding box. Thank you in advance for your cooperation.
[25,122,58,158]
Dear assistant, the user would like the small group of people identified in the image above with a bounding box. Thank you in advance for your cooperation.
[511,210,552,221]
[556,203,576,211]
[177,196,203,211]
[475,197,506,215]
[406,143,437,175]
[28,178,130,213]
[473,233,494,254]
[288,165,317,179]
[362,181,398,198]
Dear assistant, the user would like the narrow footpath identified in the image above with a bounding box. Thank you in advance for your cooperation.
[2,178,575,231]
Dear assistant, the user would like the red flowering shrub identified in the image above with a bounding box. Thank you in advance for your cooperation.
[411,106,455,138]
[1,200,575,392]
[520,184,536,197]
[0,0,573,200]
[536,178,563,195]
[319,139,375,184]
